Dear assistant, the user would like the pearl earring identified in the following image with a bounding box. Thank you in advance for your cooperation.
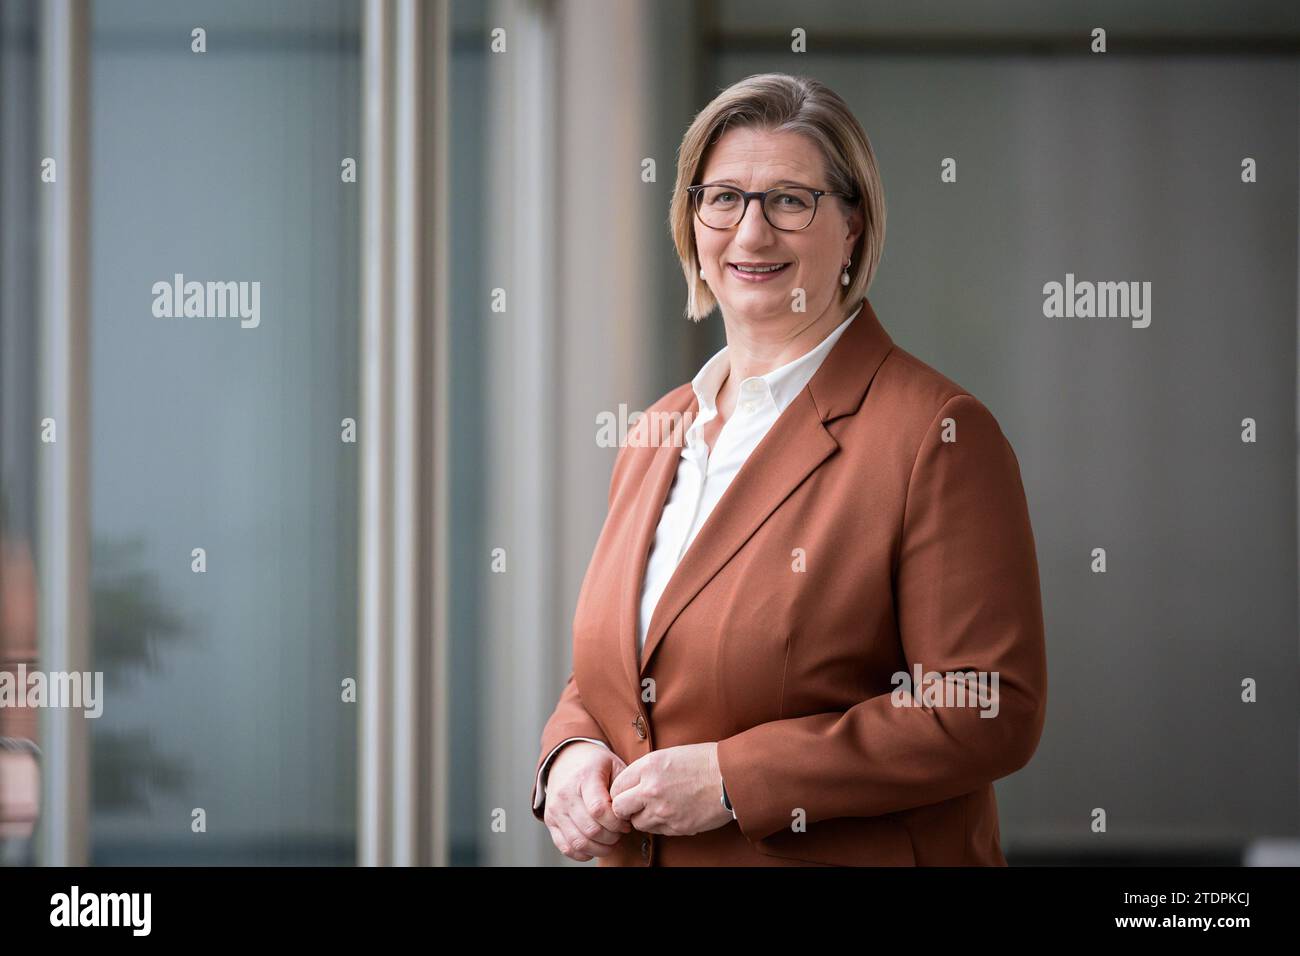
[841,258,851,287]
[700,267,705,279]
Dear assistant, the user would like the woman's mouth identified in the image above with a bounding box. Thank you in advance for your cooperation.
[728,261,791,282]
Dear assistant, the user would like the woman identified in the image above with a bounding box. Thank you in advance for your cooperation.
[530,73,1046,866]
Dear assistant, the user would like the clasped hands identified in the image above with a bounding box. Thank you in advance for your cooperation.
[542,741,735,862]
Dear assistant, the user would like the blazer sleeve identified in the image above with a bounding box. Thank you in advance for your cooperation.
[716,393,1048,843]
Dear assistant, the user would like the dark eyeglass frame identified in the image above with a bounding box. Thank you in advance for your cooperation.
[687,182,859,232]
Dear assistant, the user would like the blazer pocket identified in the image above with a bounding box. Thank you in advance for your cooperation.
[753,814,916,867]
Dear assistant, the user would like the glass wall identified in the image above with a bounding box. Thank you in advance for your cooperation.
[84,0,360,864]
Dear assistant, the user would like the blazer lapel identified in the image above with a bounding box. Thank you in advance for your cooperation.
[632,297,897,679]
[618,392,698,697]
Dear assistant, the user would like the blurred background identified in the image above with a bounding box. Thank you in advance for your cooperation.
[0,0,1296,866]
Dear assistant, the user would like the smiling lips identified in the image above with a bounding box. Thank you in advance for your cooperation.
[728,261,791,282]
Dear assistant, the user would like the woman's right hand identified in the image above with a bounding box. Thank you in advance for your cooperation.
[542,741,632,861]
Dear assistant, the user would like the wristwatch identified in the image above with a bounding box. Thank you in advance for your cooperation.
[720,778,736,819]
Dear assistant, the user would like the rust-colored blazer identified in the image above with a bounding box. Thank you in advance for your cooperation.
[531,297,1047,866]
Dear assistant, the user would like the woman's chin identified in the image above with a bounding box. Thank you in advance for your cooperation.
[723,302,793,324]
[722,284,797,316]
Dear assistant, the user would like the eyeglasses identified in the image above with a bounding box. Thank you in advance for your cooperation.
[687,183,857,232]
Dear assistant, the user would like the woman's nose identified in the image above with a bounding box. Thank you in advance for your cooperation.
[735,195,776,244]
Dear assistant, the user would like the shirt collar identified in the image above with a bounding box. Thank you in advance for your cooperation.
[691,300,864,419]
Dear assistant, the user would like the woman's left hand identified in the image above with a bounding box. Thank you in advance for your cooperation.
[609,742,735,836]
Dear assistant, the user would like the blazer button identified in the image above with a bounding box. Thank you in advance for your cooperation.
[633,714,646,739]
[640,836,650,860]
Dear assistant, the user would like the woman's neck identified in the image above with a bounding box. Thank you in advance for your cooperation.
[720,296,855,382]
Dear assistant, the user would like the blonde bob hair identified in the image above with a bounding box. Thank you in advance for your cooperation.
[669,72,886,322]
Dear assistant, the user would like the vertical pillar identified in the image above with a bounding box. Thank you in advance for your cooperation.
[37,0,91,868]
[359,0,450,867]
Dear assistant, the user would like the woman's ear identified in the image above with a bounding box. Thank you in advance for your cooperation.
[844,202,864,255]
